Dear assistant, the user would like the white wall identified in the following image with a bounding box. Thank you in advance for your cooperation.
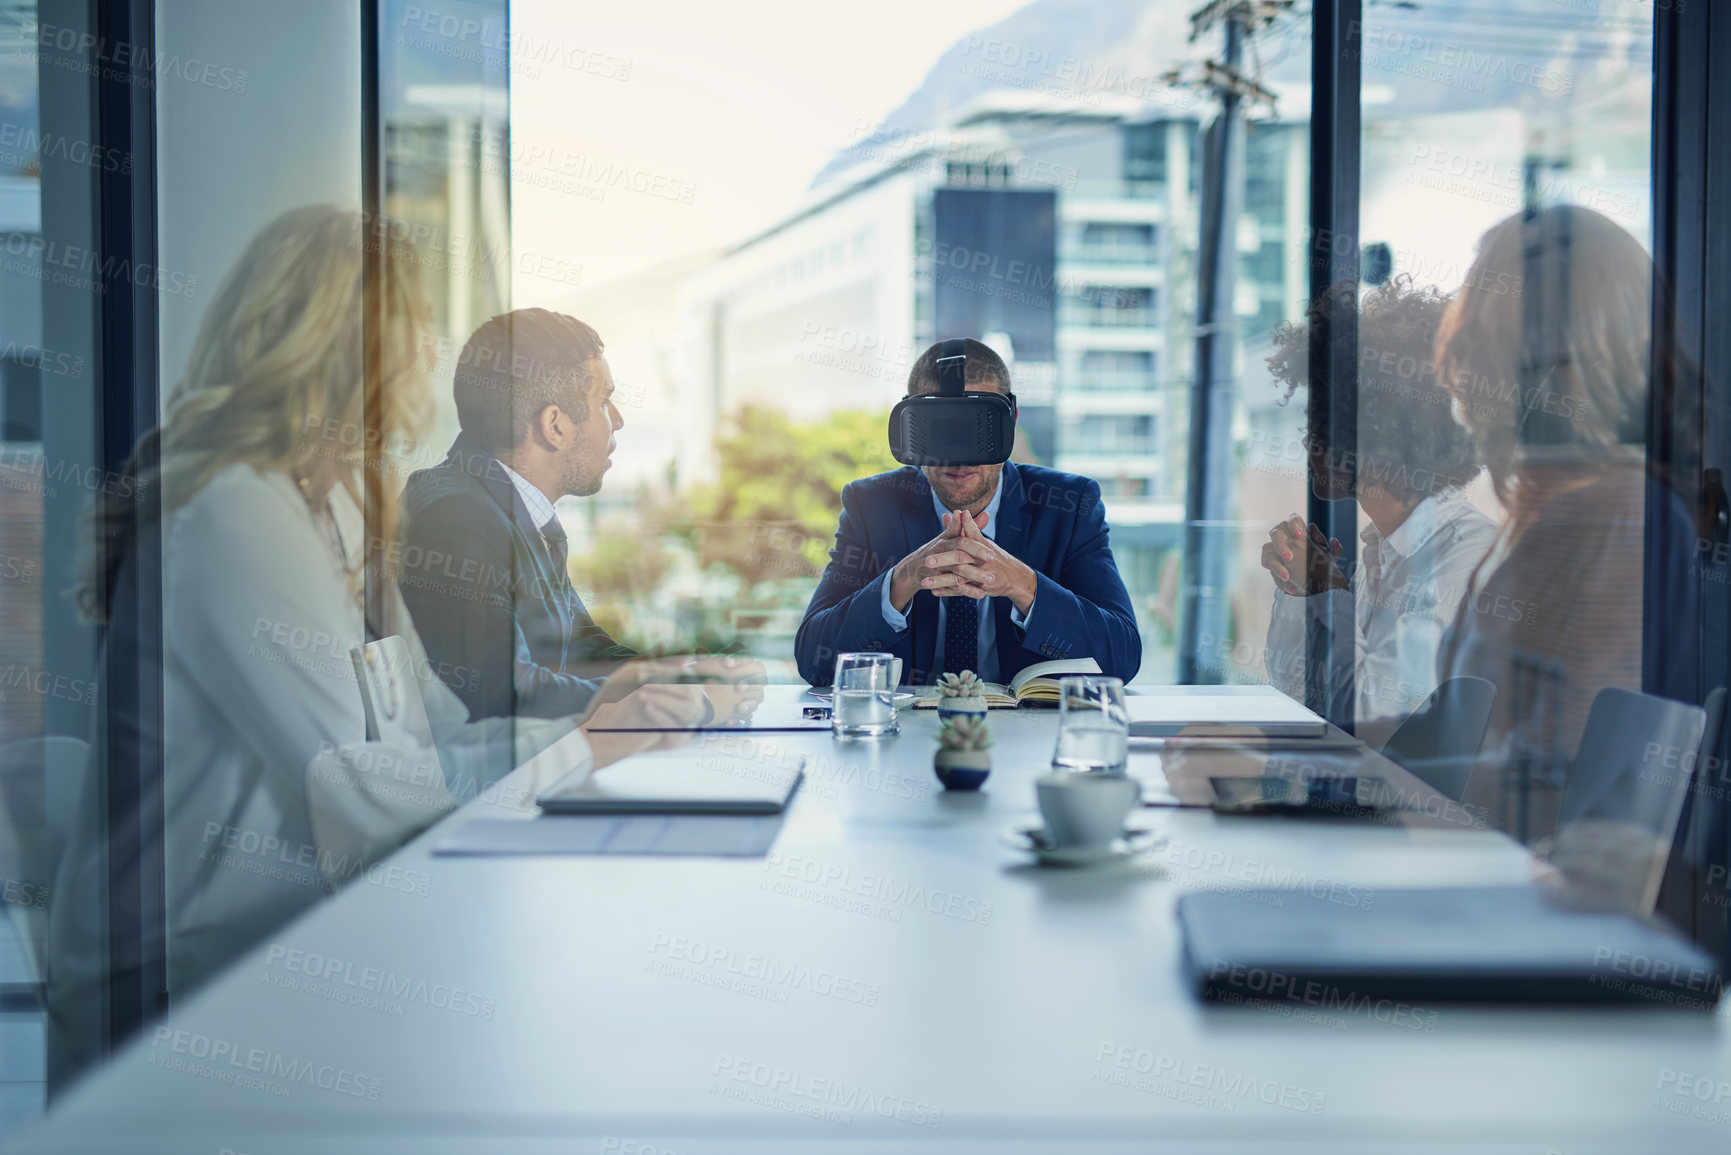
[155,0,362,394]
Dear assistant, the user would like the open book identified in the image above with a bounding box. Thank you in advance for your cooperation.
[913,658,1102,709]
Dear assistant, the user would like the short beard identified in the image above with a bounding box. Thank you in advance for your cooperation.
[564,457,602,498]
[924,464,1001,513]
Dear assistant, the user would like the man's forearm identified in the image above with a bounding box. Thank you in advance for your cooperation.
[887,558,919,613]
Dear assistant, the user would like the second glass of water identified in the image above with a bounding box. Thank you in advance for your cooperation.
[1052,675,1130,773]
[832,652,900,738]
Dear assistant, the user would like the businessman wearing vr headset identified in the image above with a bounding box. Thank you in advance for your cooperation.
[795,338,1141,686]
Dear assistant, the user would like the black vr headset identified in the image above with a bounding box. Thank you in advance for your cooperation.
[887,338,1018,467]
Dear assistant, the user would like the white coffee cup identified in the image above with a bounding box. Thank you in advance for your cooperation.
[1035,772,1139,849]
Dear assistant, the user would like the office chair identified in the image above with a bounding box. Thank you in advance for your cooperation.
[1378,675,1497,802]
[1548,687,1708,916]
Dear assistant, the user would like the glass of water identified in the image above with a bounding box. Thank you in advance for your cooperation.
[831,652,900,738]
[1052,676,1130,773]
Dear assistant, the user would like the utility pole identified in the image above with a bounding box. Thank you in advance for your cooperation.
[1175,0,1286,684]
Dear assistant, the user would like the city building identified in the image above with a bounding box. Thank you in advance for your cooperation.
[675,90,1312,677]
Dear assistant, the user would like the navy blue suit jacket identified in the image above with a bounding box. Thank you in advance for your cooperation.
[795,463,1141,686]
[399,434,637,720]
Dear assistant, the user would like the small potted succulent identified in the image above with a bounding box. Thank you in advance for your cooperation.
[934,715,993,791]
[935,670,990,722]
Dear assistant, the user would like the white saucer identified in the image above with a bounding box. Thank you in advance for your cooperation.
[1002,822,1165,866]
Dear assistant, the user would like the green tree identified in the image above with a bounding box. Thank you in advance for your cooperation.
[681,404,894,588]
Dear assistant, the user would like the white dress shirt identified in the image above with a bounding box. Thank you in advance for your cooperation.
[500,459,558,533]
[1265,486,1498,722]
[877,477,1031,683]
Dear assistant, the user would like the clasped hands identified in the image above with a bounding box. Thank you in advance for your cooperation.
[889,509,1037,615]
[1261,515,1350,597]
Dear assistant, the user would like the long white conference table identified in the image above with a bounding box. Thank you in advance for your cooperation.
[13,686,1731,1153]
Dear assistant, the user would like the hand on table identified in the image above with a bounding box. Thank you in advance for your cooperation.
[914,507,1038,615]
[1261,516,1349,597]
[578,664,708,767]
[688,654,768,724]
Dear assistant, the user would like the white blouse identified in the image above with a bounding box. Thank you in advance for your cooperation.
[47,464,585,1081]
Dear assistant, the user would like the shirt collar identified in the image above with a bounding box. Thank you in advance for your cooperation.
[929,474,1004,540]
[498,460,559,533]
[1369,487,1471,560]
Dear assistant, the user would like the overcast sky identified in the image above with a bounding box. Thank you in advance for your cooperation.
[509,0,1033,302]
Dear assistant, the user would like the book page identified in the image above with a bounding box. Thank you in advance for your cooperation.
[1007,657,1101,696]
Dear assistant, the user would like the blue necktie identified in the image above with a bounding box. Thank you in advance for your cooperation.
[539,516,571,593]
[943,595,979,675]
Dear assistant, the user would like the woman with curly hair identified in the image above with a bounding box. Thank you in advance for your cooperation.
[1261,275,1498,724]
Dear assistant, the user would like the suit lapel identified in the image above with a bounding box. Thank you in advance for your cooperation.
[899,469,943,683]
[447,434,574,656]
[990,462,1030,669]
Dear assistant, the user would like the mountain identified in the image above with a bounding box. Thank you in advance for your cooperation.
[814,0,1650,188]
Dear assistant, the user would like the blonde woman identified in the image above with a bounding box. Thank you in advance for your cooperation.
[46,206,698,1088]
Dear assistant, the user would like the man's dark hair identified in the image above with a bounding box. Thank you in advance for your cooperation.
[1267,276,1479,503]
[907,338,1011,395]
[453,308,605,454]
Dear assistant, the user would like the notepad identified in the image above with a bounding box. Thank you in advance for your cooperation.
[1178,886,1723,1007]
[1125,688,1328,738]
[536,748,806,815]
[912,658,1102,709]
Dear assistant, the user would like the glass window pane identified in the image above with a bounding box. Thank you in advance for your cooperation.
[1351,2,1656,843]
[507,1,1311,683]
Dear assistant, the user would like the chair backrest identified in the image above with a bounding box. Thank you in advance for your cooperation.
[1551,687,1708,915]
[1378,676,1498,801]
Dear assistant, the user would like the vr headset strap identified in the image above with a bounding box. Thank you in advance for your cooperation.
[935,337,966,397]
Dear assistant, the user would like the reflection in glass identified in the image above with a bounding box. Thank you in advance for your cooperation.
[44,207,576,1088]
[1435,204,1692,845]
